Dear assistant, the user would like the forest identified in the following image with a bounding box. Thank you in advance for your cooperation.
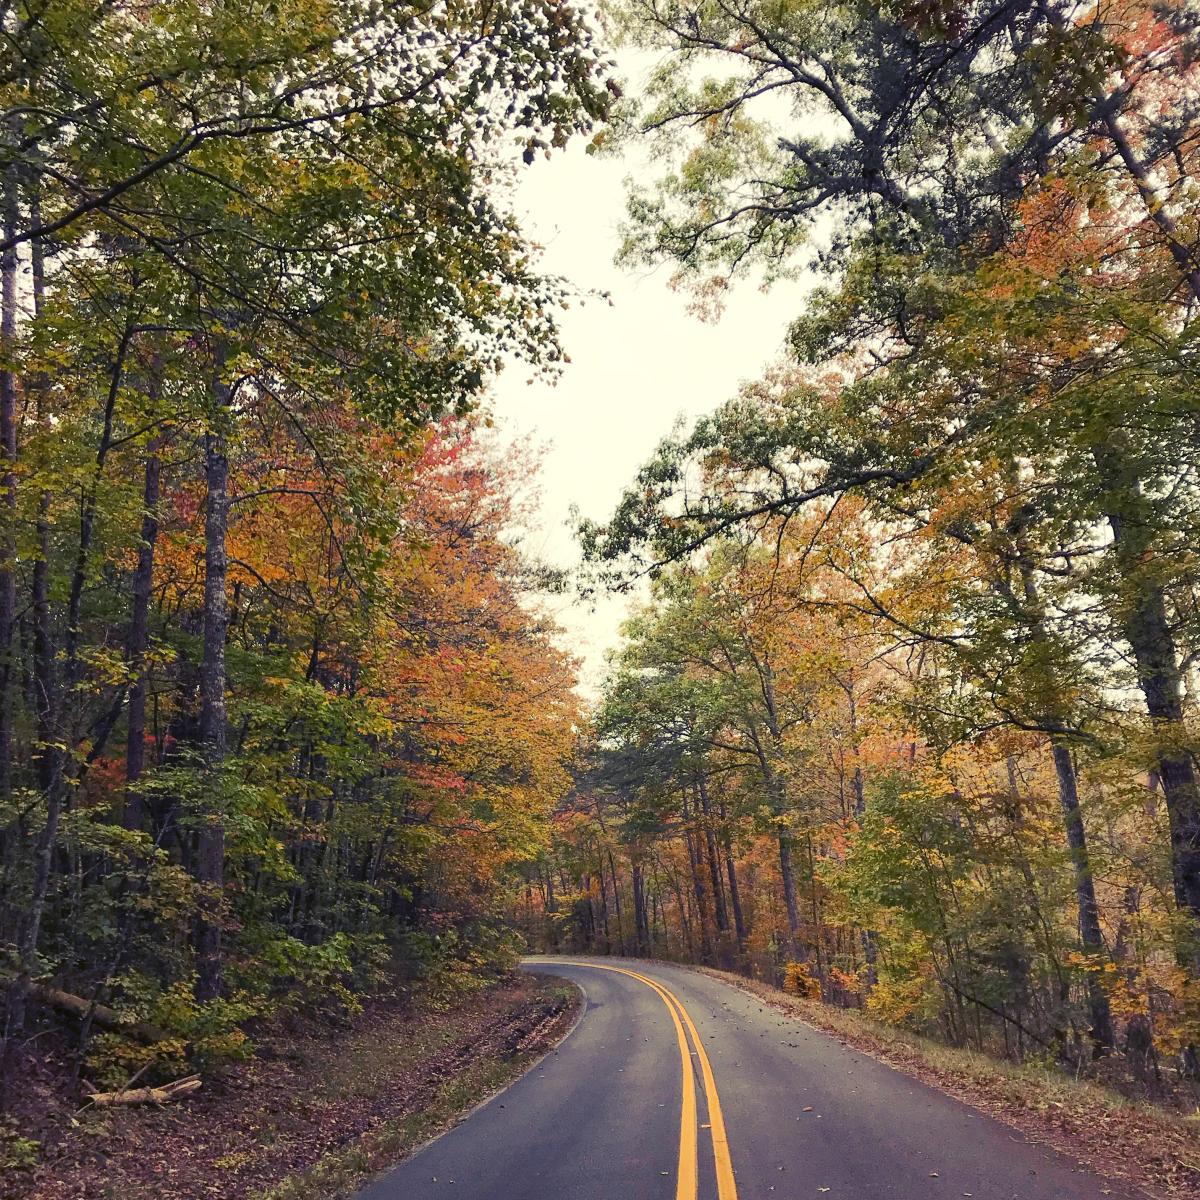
[524,0,1200,1091]
[0,0,608,1107]
[3,0,1200,1191]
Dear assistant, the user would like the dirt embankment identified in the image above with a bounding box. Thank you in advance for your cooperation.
[7,973,579,1200]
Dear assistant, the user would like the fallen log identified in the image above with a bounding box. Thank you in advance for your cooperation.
[2,972,168,1043]
[86,1075,201,1106]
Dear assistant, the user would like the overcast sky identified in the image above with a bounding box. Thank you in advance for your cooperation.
[489,108,808,697]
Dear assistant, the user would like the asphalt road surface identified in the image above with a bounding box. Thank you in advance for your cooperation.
[355,956,1135,1200]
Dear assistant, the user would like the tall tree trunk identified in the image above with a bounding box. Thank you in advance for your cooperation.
[747,719,801,955]
[29,210,58,827]
[1095,445,1200,954]
[64,325,130,682]
[651,881,666,951]
[595,855,611,951]
[195,357,232,1002]
[19,208,64,1019]
[1121,586,1200,924]
[1,169,38,1043]
[696,776,730,937]
[632,861,650,952]
[0,162,18,820]
[805,833,826,991]
[1004,756,1070,1006]
[778,831,803,958]
[669,859,695,959]
[1051,741,1115,1051]
[124,426,163,829]
[543,867,557,950]
[606,849,626,954]
[846,686,878,988]
[717,796,747,947]
[1009,552,1115,1046]
[723,835,747,948]
[682,789,713,962]
[34,322,130,968]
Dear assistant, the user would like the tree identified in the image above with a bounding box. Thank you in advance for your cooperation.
[0,0,610,1085]
[591,0,1200,961]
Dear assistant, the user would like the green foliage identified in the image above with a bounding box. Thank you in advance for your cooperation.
[399,923,524,1011]
[88,974,258,1087]
[0,0,599,1090]
[0,1120,40,1171]
[841,775,972,940]
[232,932,388,1022]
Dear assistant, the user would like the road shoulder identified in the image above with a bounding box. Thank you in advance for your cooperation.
[8,974,580,1200]
[693,964,1200,1200]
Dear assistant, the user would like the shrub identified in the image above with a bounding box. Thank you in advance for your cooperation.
[783,961,821,999]
[86,974,256,1088]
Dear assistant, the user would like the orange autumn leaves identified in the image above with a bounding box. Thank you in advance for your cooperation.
[142,399,578,927]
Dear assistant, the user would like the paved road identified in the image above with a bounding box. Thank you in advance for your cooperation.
[356,956,1134,1200]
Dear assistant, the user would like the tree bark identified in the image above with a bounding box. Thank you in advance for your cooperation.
[606,849,626,954]
[594,856,611,950]
[0,971,167,1042]
[124,424,163,829]
[17,204,66,1018]
[1094,445,1200,952]
[805,833,826,991]
[1008,548,1114,1046]
[1050,741,1114,1051]
[195,352,232,1002]
[87,1075,201,1106]
[682,788,713,962]
[29,205,59,830]
[0,160,18,818]
[723,834,747,948]
[632,860,650,951]
[778,831,803,958]
[0,166,43,1042]
[717,795,747,947]
[64,325,130,685]
[745,718,801,954]
[696,776,730,935]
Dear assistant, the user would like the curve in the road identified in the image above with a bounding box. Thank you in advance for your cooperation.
[557,961,736,1200]
[355,956,1142,1200]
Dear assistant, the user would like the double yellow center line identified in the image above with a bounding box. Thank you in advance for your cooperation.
[559,962,738,1200]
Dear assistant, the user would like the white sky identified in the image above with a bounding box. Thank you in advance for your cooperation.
[490,131,810,697]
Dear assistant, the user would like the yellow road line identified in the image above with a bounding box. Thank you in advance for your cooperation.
[560,961,696,1200]
[557,961,737,1200]
[660,976,737,1200]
